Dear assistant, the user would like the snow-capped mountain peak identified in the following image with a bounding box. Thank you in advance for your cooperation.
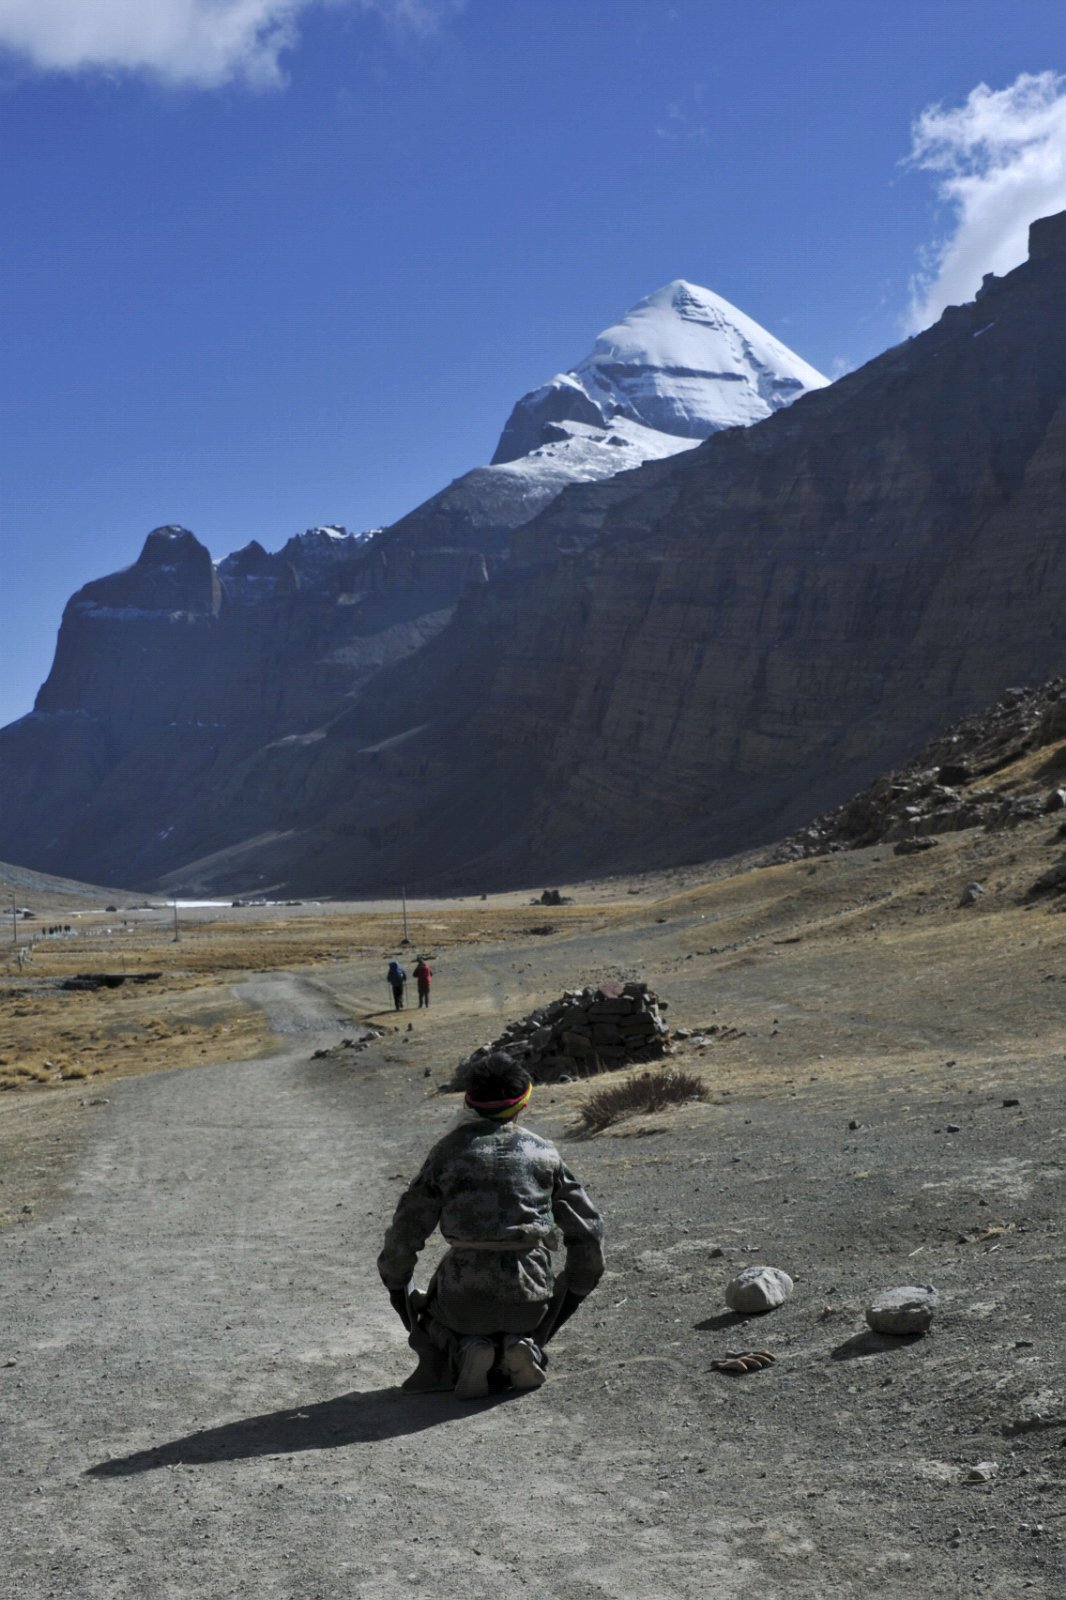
[492,278,827,465]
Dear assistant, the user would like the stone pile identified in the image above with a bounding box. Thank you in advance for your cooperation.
[451,980,668,1087]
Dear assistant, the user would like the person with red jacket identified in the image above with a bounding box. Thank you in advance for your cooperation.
[413,956,432,1008]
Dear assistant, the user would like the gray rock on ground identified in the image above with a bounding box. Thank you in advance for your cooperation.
[725,1264,794,1314]
[865,1285,939,1335]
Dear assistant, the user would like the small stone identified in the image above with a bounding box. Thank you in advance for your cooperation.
[724,1265,794,1314]
[848,1119,861,1131]
[1002,1097,1020,1108]
[946,1123,961,1133]
[865,1285,939,1335]
[967,1461,998,1482]
[960,882,985,906]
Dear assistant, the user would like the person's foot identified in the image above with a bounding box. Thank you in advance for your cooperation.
[400,1353,452,1393]
[502,1336,547,1391]
[454,1337,496,1400]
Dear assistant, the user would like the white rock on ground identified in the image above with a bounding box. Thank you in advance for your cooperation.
[725,1264,794,1313]
[865,1285,939,1335]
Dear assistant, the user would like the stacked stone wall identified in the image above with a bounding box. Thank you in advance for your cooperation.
[451,980,668,1087]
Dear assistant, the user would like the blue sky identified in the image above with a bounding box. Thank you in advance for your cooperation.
[2,0,1065,728]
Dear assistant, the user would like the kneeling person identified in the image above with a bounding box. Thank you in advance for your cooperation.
[377,1052,604,1398]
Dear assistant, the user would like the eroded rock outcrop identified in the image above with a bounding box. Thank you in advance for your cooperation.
[777,676,1066,858]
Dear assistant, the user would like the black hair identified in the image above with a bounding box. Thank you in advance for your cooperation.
[466,1051,531,1103]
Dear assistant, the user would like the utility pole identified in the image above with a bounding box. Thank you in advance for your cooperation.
[11,897,16,948]
[172,897,180,943]
[401,885,410,946]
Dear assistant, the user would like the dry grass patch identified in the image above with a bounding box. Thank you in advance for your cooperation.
[1,1062,53,1087]
[575,1065,707,1135]
[4,901,616,986]
[0,982,269,1092]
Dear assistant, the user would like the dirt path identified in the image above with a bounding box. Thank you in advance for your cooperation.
[4,972,713,1600]
[3,917,1065,1597]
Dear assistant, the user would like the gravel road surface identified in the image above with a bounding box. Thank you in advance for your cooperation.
[4,934,1064,1599]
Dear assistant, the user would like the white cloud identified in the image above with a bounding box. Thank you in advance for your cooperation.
[906,71,1066,332]
[0,0,452,90]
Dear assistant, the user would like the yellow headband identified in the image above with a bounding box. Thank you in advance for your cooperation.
[465,1082,532,1121]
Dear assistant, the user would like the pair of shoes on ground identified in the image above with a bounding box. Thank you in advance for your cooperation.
[454,1336,546,1400]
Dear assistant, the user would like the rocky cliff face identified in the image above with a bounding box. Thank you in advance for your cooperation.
[0,516,474,884]
[228,211,1066,896]
[2,221,1063,894]
[399,212,1066,884]
[403,215,1066,881]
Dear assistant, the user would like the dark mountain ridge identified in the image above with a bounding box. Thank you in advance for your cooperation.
[256,211,1063,896]
[1,215,1064,893]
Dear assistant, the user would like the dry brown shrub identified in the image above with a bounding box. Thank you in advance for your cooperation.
[575,1065,707,1135]
[0,1062,53,1089]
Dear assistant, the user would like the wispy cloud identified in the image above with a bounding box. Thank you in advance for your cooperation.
[654,115,708,145]
[0,0,455,90]
[906,71,1066,332]
[654,83,708,146]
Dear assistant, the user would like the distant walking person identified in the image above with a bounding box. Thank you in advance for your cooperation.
[387,959,407,1010]
[413,957,432,1009]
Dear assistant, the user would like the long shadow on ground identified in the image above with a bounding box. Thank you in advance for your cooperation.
[830,1330,923,1360]
[88,1386,514,1477]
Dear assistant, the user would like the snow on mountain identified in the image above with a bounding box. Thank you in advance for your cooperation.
[490,414,698,485]
[278,525,379,571]
[492,279,828,466]
[215,525,381,601]
[211,285,827,587]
